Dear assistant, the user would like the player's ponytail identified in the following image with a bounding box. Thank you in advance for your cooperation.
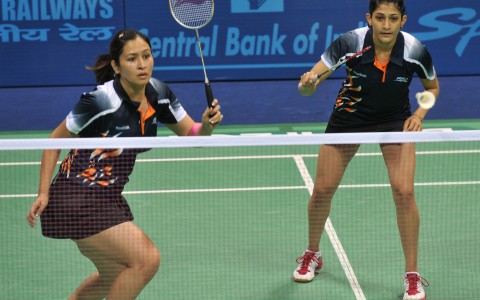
[86,53,115,84]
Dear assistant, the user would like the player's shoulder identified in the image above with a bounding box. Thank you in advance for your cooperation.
[87,80,114,98]
[81,80,121,110]
[401,31,429,57]
[148,77,177,103]
[149,78,169,93]
[400,31,435,79]
[338,26,368,49]
[401,30,422,45]
[350,26,369,38]
[341,27,369,40]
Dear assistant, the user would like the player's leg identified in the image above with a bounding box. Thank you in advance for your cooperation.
[293,144,359,283]
[307,144,360,250]
[68,254,125,300]
[380,142,418,271]
[70,221,161,300]
[380,142,427,299]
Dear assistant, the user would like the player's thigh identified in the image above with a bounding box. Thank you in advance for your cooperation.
[75,221,160,269]
[314,144,360,187]
[380,142,416,189]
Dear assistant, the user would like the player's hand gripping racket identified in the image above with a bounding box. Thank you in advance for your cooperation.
[169,0,215,107]
[314,46,372,82]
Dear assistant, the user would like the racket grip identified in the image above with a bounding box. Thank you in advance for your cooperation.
[205,82,214,108]
[313,73,324,83]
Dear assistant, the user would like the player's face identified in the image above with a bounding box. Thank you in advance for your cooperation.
[367,3,407,47]
[115,37,154,90]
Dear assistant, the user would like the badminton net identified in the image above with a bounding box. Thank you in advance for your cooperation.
[0,130,479,299]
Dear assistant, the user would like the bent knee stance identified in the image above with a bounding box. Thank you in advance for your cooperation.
[134,246,161,282]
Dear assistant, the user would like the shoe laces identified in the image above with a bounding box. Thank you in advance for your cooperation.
[405,273,429,295]
[296,252,318,273]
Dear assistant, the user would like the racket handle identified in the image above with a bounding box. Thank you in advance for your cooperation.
[313,71,326,83]
[205,81,214,108]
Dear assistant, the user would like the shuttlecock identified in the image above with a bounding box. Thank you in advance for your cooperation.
[415,90,436,109]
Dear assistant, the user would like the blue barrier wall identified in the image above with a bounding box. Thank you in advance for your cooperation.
[0,0,479,130]
[0,76,478,131]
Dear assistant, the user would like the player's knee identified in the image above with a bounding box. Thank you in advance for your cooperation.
[391,185,416,211]
[311,185,336,203]
[150,246,161,272]
[392,185,414,200]
[140,246,161,280]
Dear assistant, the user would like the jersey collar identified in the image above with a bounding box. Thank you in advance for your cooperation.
[113,77,159,107]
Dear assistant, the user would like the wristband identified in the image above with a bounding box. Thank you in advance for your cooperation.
[188,123,202,136]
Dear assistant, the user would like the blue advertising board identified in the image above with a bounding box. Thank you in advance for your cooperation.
[0,0,124,87]
[0,0,479,87]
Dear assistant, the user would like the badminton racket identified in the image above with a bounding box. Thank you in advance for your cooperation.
[314,46,372,82]
[169,0,215,107]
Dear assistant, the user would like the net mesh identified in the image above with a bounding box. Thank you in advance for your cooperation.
[1,131,479,299]
[170,0,214,29]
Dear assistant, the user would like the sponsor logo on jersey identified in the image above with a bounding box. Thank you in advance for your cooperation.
[394,77,409,83]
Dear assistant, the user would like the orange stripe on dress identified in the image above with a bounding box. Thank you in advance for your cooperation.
[374,56,389,83]
[139,104,156,135]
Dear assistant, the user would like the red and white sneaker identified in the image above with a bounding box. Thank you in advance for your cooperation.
[292,251,322,283]
[403,272,429,300]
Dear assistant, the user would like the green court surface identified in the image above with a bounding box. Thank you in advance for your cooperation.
[1,120,479,299]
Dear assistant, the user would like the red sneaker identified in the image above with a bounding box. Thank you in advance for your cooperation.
[403,272,429,300]
[292,251,322,283]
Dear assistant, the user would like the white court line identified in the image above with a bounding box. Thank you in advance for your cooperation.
[293,155,366,300]
[1,149,479,166]
[2,181,480,199]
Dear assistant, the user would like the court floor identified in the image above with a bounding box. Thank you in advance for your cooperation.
[1,120,479,299]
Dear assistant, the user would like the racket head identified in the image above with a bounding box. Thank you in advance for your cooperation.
[169,0,214,30]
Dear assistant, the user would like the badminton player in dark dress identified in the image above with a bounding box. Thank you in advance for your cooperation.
[292,1,439,300]
[27,29,223,299]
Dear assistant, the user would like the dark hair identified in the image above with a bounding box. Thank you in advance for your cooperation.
[86,29,152,84]
[369,0,406,16]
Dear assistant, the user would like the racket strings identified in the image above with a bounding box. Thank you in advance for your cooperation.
[170,0,213,29]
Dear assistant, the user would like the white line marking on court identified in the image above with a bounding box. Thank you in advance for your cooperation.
[1,149,479,166]
[123,186,304,194]
[292,155,366,300]
[1,186,305,198]
[2,182,480,198]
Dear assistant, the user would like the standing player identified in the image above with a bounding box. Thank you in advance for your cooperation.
[27,29,223,299]
[292,1,439,299]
